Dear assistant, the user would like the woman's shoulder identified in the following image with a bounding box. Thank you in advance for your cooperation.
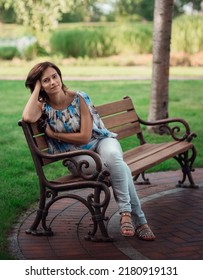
[65,90,92,108]
[66,90,88,99]
[76,91,91,101]
[67,90,76,97]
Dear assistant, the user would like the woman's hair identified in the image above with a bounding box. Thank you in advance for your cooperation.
[25,61,67,101]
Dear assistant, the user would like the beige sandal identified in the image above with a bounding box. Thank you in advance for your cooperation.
[120,212,135,237]
[135,224,156,241]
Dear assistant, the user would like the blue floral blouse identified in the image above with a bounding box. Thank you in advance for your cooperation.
[42,91,117,154]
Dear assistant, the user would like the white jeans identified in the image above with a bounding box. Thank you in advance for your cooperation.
[69,138,147,227]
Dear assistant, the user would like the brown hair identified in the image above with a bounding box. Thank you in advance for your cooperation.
[25,61,67,101]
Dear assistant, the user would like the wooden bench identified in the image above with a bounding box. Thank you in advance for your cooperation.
[18,96,198,241]
[96,96,198,187]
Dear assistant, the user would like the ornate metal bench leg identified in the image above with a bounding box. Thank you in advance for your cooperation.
[134,172,151,185]
[25,208,43,235]
[25,210,54,236]
[26,179,113,241]
[25,185,54,236]
[85,184,113,242]
[175,148,199,188]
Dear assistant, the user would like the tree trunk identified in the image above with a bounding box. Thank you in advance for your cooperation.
[148,0,174,134]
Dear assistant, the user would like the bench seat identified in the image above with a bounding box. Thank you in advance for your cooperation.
[124,141,194,176]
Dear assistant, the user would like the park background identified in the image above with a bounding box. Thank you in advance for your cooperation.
[0,0,203,259]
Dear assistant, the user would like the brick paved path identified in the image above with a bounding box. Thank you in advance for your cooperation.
[9,168,203,260]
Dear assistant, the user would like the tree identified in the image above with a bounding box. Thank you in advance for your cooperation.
[173,0,203,16]
[0,0,93,39]
[148,0,174,133]
[116,0,155,21]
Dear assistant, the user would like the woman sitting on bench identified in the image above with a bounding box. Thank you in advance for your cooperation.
[22,61,155,241]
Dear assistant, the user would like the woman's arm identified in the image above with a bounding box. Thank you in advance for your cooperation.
[45,96,93,145]
[22,80,42,123]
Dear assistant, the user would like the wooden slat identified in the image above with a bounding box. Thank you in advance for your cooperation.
[124,142,177,164]
[96,97,135,117]
[29,122,52,166]
[30,122,41,135]
[33,135,49,151]
[113,123,142,140]
[125,142,194,176]
[102,110,139,129]
[96,97,142,139]
[30,123,49,152]
[124,143,158,163]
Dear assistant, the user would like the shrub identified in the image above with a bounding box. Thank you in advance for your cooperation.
[50,27,118,58]
[0,46,19,60]
[119,23,153,53]
[23,42,49,60]
[172,15,203,54]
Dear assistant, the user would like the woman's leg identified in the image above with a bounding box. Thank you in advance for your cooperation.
[67,137,155,239]
[96,138,147,226]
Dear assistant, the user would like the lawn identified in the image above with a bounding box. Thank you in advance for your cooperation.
[0,78,202,259]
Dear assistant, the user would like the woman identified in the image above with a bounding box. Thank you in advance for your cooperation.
[23,61,155,241]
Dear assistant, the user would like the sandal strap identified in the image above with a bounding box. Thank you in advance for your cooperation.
[120,212,135,237]
[136,224,150,233]
[121,221,134,228]
[120,222,135,236]
[120,212,132,219]
[136,224,155,240]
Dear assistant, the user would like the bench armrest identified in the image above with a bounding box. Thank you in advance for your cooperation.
[138,117,197,142]
[35,147,106,180]
[18,119,108,181]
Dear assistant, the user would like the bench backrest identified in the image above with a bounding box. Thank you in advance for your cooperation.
[19,96,144,167]
[19,120,52,167]
[96,96,142,140]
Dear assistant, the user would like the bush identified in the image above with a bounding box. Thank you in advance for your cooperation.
[50,27,119,58]
[0,46,19,60]
[172,15,203,54]
[23,42,49,60]
[119,23,153,53]
[50,23,153,58]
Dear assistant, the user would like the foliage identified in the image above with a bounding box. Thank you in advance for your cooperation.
[120,23,152,53]
[0,6,15,23]
[0,46,19,59]
[171,15,203,54]
[22,42,49,61]
[60,5,91,23]
[1,0,203,27]
[50,22,153,58]
[173,0,203,16]
[116,0,155,21]
[50,27,119,58]
[116,0,203,20]
[0,0,93,39]
[0,15,203,61]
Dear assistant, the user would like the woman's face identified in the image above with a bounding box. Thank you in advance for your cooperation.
[40,67,62,96]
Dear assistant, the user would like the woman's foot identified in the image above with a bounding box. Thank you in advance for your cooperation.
[135,224,156,241]
[120,212,135,237]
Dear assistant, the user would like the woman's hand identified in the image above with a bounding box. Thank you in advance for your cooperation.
[45,123,55,138]
[34,80,42,92]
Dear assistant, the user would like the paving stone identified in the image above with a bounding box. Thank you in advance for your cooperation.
[9,168,203,260]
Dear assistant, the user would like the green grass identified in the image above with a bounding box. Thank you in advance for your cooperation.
[0,79,203,259]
